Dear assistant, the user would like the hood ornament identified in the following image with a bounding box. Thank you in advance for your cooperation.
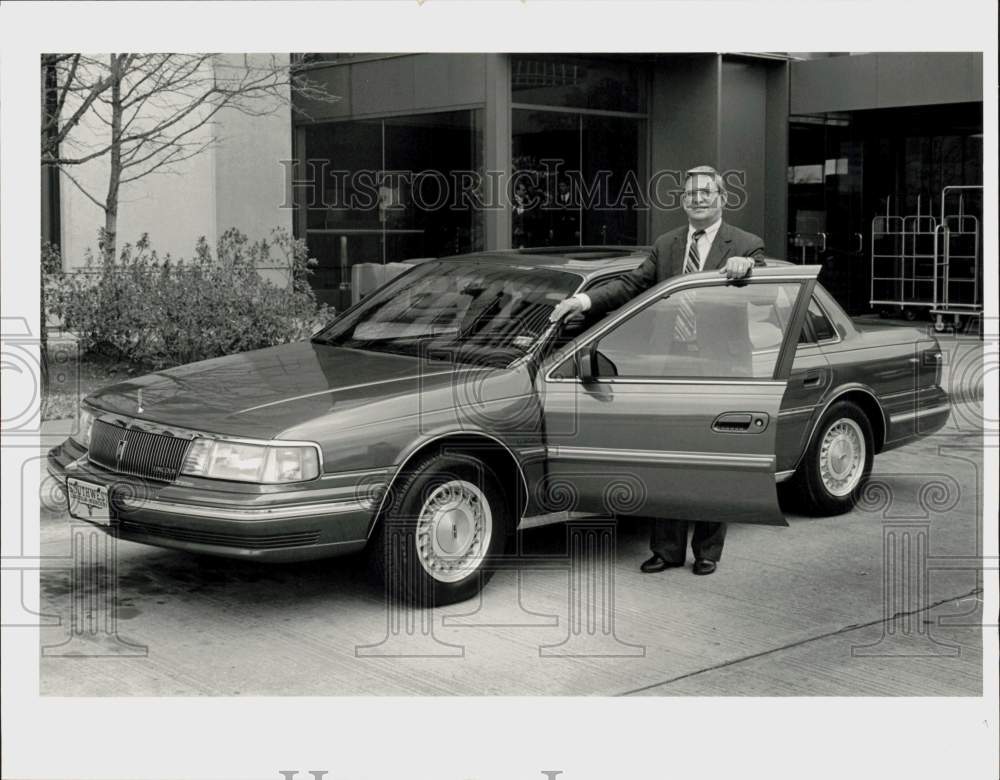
[136,388,144,414]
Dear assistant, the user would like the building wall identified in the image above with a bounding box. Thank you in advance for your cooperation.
[790,52,983,114]
[720,58,768,238]
[763,62,790,259]
[213,55,294,285]
[294,53,487,121]
[649,55,721,239]
[650,54,789,255]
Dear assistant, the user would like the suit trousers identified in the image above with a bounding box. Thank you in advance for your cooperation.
[650,519,726,563]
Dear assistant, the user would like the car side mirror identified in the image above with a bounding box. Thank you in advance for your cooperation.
[575,342,598,381]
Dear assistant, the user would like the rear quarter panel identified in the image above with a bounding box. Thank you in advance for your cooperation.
[819,325,947,450]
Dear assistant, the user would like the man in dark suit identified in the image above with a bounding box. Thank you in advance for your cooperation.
[548,165,766,576]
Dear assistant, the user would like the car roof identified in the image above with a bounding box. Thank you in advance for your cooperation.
[434,247,797,281]
[436,247,651,279]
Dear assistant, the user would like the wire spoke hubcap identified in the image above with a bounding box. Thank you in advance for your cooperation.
[415,479,493,583]
[819,418,865,496]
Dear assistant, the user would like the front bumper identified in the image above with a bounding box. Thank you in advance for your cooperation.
[47,439,383,562]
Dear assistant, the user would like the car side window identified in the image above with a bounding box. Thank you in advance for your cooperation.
[805,297,837,342]
[593,282,801,380]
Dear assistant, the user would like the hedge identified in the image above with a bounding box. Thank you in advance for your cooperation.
[44,228,333,369]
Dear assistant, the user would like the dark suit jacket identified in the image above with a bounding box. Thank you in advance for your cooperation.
[586,221,766,316]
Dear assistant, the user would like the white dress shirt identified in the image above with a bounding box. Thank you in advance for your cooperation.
[685,218,722,271]
[574,218,723,312]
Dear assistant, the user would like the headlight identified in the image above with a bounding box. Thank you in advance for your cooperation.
[180,439,320,483]
[73,407,96,449]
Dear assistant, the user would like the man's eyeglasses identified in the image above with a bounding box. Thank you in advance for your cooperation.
[682,188,719,202]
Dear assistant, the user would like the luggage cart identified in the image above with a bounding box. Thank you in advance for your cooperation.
[870,196,938,321]
[931,185,983,333]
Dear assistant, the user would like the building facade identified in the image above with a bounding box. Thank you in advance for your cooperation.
[47,52,984,319]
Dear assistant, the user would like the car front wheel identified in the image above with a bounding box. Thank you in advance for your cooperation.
[369,451,511,606]
[794,400,874,516]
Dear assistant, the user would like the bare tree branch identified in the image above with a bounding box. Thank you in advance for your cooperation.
[41,52,341,260]
[41,54,116,161]
[58,166,106,211]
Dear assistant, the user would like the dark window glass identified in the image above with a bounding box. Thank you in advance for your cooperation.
[806,298,837,341]
[511,55,644,113]
[581,114,641,246]
[511,109,644,249]
[304,119,382,231]
[787,102,982,316]
[300,110,484,312]
[511,110,579,249]
[595,283,799,380]
[384,111,484,258]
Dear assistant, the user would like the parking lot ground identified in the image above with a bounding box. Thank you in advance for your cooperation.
[627,597,983,696]
[38,402,986,696]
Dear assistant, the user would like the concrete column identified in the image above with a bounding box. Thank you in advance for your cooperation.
[484,54,511,251]
[764,61,790,257]
[649,55,722,239]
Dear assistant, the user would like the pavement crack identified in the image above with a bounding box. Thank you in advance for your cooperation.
[618,587,983,696]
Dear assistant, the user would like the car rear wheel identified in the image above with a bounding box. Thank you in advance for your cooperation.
[368,451,511,606]
[793,400,874,516]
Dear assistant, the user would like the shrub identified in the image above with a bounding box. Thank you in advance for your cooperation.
[45,228,333,369]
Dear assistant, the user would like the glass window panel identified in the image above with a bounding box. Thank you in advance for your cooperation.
[595,283,800,380]
[806,298,837,341]
[304,120,382,231]
[581,114,642,246]
[511,55,644,113]
[511,109,644,248]
[384,110,484,259]
[305,232,381,311]
[301,110,484,310]
[512,110,580,248]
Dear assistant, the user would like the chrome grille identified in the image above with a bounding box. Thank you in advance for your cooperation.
[89,420,192,482]
[117,520,321,549]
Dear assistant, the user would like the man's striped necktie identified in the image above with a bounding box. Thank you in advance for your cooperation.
[675,229,706,340]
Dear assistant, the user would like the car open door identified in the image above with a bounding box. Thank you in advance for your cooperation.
[537,265,820,526]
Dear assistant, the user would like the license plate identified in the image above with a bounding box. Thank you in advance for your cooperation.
[66,478,111,526]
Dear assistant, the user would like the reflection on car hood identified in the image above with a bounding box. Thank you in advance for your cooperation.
[84,341,469,439]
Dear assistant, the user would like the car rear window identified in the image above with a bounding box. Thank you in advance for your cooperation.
[806,298,837,342]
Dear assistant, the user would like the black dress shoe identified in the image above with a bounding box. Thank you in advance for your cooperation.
[640,554,684,573]
[692,559,717,576]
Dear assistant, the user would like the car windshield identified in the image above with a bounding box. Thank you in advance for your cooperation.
[311,260,582,367]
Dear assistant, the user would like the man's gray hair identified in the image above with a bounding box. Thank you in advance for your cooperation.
[684,165,727,197]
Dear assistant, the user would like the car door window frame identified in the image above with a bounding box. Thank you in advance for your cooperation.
[802,294,842,346]
[544,275,818,385]
[535,269,632,363]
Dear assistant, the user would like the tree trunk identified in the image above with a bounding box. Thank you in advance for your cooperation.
[40,263,49,399]
[103,54,124,262]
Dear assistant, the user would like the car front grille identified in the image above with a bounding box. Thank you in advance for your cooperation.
[117,520,321,549]
[89,420,192,482]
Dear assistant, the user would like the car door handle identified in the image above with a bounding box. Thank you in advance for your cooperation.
[713,412,769,433]
[802,371,822,387]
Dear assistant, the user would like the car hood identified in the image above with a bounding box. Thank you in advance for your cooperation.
[84,341,470,439]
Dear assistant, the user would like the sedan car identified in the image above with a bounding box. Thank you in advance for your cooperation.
[49,248,951,605]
